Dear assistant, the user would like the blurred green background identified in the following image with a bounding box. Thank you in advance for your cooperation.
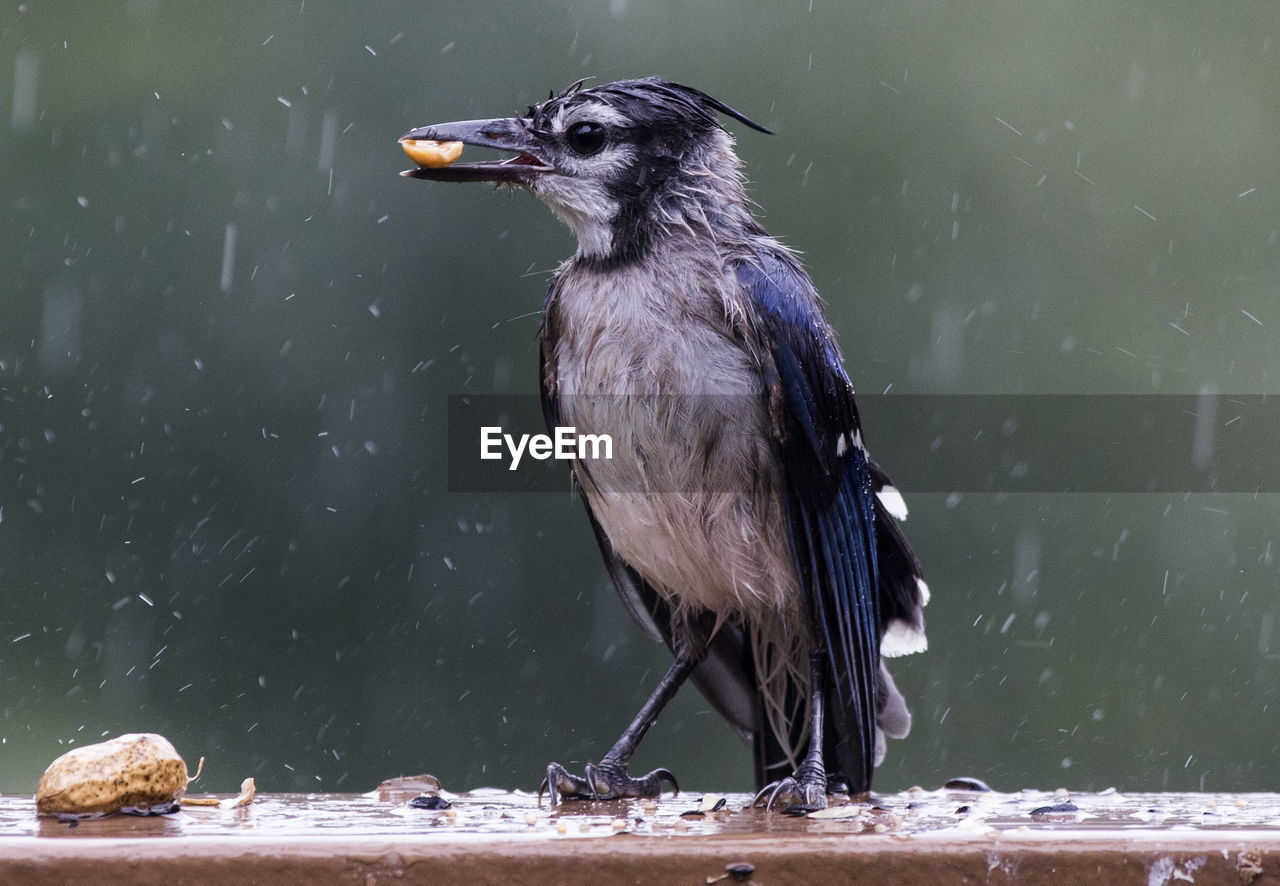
[2,1,1278,795]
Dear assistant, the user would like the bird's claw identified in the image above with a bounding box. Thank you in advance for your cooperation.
[538,759,679,805]
[754,771,828,813]
[539,763,591,805]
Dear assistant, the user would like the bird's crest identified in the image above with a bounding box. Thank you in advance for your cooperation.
[528,76,772,136]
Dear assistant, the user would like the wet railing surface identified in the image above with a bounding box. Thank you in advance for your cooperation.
[5,783,1280,839]
[2,784,1278,884]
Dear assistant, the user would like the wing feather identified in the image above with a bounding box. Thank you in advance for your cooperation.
[738,249,884,791]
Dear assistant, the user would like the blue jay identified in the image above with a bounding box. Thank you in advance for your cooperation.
[401,77,928,810]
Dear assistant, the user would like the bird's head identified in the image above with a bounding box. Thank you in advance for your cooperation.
[400,77,771,264]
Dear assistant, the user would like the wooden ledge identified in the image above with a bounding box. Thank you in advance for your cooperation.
[2,789,1277,885]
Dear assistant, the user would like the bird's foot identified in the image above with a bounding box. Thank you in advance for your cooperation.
[753,762,828,813]
[539,759,679,805]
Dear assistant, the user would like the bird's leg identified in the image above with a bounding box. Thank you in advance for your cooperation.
[540,652,697,804]
[754,651,830,812]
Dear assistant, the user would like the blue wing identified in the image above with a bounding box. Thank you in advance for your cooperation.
[737,248,883,792]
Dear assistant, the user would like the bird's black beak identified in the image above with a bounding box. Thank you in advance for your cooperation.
[398,117,554,183]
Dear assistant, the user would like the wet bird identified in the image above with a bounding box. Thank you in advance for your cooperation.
[400,77,928,810]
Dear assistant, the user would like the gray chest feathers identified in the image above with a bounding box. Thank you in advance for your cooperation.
[545,253,802,629]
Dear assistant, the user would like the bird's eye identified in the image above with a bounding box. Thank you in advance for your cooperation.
[566,121,606,156]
